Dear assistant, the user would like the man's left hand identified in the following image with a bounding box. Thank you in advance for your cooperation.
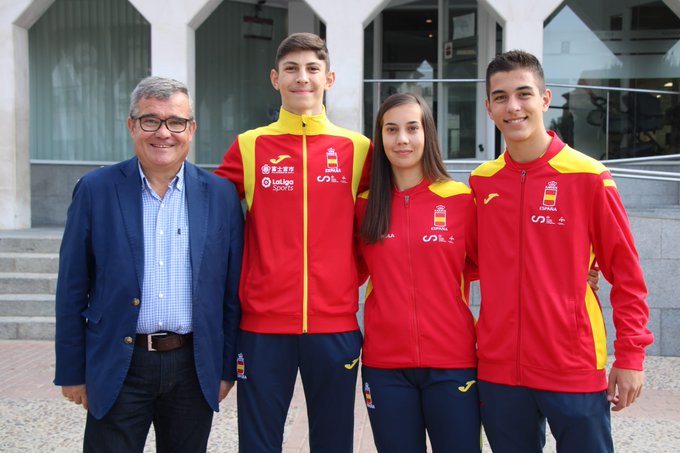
[219,380,235,402]
[607,367,644,411]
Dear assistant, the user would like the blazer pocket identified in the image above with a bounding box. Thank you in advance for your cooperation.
[81,307,102,324]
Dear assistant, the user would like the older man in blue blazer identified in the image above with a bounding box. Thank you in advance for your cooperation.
[54,76,243,452]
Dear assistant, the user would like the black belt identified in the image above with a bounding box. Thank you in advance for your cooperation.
[135,332,192,352]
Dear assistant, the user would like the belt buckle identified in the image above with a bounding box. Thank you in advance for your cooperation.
[147,332,167,351]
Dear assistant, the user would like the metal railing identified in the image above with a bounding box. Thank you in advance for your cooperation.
[364,79,680,162]
[603,154,680,182]
[441,155,680,183]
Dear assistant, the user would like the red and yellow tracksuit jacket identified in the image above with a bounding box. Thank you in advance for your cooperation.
[469,132,653,393]
[215,107,372,334]
[355,179,478,369]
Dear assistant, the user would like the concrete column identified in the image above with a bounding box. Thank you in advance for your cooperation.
[479,0,562,60]
[303,0,391,132]
[129,0,220,89]
[288,0,318,35]
[128,0,221,161]
[476,7,498,160]
[0,0,53,229]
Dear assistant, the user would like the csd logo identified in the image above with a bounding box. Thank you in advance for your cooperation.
[317,175,332,183]
[531,215,546,223]
[422,235,439,242]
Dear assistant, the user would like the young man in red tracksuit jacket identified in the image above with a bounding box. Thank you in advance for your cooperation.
[469,50,653,452]
[215,33,372,453]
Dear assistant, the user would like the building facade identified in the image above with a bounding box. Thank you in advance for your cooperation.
[1,0,679,354]
[2,0,679,228]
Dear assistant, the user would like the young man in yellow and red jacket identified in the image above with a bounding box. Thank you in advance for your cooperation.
[215,33,372,453]
[469,50,653,453]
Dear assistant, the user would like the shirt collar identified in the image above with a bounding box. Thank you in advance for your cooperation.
[138,161,186,193]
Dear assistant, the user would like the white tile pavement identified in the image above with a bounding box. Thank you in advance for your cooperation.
[0,341,678,452]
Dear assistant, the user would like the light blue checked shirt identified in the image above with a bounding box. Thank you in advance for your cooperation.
[137,162,192,334]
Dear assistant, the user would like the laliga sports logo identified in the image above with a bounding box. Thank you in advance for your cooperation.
[261,177,272,188]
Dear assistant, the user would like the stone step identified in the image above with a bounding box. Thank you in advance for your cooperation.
[0,228,63,253]
[0,273,57,294]
[0,252,59,273]
[0,294,55,316]
[0,316,55,340]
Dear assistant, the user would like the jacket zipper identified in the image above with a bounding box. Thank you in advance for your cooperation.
[405,195,421,365]
[302,119,309,333]
[517,169,527,384]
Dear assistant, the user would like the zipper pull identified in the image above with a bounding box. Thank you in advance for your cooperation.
[521,170,526,183]
[405,195,410,207]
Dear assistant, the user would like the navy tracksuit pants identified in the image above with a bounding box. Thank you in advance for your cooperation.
[479,380,614,452]
[361,366,481,453]
[236,330,362,453]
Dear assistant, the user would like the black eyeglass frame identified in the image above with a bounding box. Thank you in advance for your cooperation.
[131,114,194,133]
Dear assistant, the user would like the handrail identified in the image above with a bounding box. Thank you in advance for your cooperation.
[546,83,680,96]
[367,79,679,162]
[607,172,680,182]
[605,154,680,182]
[363,79,680,96]
[443,156,680,182]
[601,154,680,164]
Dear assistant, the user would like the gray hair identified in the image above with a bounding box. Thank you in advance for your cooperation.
[129,76,194,118]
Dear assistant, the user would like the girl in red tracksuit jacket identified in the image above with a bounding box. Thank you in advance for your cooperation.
[355,92,481,453]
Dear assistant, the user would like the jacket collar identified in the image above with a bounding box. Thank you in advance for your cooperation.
[392,177,431,198]
[275,106,332,135]
[503,131,566,171]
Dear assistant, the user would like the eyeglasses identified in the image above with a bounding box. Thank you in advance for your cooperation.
[132,115,193,133]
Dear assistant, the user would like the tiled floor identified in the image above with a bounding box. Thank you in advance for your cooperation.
[1,340,679,452]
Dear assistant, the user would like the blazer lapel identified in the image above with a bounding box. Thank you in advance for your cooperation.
[185,162,209,291]
[116,157,144,291]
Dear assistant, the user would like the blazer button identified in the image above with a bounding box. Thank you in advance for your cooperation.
[132,298,141,307]
[124,336,133,345]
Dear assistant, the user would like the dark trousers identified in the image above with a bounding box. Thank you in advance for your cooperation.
[83,344,213,453]
[478,380,614,453]
[236,330,363,453]
[362,366,481,453]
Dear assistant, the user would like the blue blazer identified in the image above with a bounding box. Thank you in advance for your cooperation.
[54,157,243,419]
